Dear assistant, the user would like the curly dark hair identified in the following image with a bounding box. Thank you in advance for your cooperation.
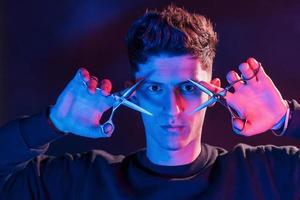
[125,5,218,74]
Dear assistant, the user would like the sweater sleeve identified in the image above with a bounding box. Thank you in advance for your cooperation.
[0,110,124,199]
[0,110,69,199]
[0,109,65,175]
[229,144,300,199]
[283,99,300,139]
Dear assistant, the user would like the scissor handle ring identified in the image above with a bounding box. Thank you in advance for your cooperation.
[101,121,115,136]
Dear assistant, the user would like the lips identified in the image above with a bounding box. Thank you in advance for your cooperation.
[160,125,185,133]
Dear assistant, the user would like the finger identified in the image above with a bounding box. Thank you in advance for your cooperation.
[211,78,221,87]
[232,118,245,135]
[208,78,221,107]
[61,68,90,95]
[246,57,260,71]
[91,87,115,111]
[69,68,90,85]
[199,80,221,94]
[80,68,90,82]
[232,118,259,137]
[238,63,256,85]
[88,76,99,94]
[100,79,112,96]
[246,57,270,82]
[226,70,244,90]
[199,81,233,100]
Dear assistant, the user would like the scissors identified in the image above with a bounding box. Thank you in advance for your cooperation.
[83,78,152,135]
[188,79,239,120]
[188,63,261,121]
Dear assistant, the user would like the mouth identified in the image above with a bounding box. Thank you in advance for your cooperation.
[160,125,186,133]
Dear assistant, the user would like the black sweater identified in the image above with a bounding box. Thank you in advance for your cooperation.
[1,100,300,199]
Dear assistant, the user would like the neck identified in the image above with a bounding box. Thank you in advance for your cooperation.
[146,137,201,166]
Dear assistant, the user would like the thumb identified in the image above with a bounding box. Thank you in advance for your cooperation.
[232,118,245,135]
[200,79,222,94]
[232,118,258,137]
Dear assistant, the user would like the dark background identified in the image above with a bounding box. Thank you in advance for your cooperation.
[1,0,300,156]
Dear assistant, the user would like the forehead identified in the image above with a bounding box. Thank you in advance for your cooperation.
[135,54,210,84]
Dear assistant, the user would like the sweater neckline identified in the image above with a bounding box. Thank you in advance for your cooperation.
[132,144,214,178]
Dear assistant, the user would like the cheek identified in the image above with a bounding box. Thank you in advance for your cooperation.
[180,94,209,113]
[180,114,202,138]
[136,92,164,113]
[185,108,206,127]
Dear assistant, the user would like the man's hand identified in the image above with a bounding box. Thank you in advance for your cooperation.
[49,68,114,138]
[206,58,288,136]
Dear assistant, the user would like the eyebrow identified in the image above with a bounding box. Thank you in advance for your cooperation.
[143,80,163,85]
[143,79,199,86]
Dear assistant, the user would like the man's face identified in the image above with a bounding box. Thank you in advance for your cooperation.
[135,54,211,151]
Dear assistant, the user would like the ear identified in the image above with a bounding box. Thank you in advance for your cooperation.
[208,78,221,107]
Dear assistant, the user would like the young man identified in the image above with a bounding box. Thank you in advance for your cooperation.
[0,5,300,199]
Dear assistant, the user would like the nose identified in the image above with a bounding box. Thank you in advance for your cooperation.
[163,89,184,116]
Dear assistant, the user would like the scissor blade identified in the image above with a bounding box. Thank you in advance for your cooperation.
[188,79,214,97]
[122,99,153,116]
[122,70,156,98]
[218,89,227,97]
[190,97,218,114]
[122,79,144,98]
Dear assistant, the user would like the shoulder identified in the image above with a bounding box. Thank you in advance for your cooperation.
[88,149,126,164]
[226,143,300,163]
[202,143,228,158]
[207,143,300,176]
[36,149,126,169]
[231,143,299,156]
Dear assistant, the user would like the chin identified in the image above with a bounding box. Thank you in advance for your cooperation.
[160,140,188,151]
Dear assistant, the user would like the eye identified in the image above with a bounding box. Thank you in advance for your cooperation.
[147,84,162,93]
[181,83,196,93]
